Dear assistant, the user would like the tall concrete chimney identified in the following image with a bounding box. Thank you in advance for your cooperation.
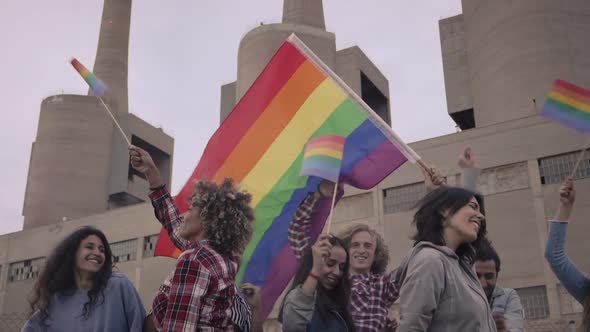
[92,0,131,114]
[282,0,326,30]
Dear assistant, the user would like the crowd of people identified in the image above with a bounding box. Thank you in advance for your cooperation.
[19,146,587,331]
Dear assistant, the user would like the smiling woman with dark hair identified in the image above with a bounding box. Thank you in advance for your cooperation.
[396,186,496,331]
[22,226,145,331]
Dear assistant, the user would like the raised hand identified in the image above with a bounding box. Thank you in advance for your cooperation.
[311,234,332,275]
[315,180,336,199]
[423,166,446,192]
[555,176,575,221]
[559,176,575,206]
[129,145,163,188]
[458,147,475,169]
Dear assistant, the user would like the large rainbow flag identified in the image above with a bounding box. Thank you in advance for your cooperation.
[154,34,419,316]
[541,79,590,133]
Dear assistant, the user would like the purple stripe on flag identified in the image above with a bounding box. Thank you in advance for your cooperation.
[542,103,590,133]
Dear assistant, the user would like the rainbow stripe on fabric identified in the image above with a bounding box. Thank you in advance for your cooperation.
[541,79,590,133]
[70,58,108,97]
[300,135,345,182]
[154,35,416,316]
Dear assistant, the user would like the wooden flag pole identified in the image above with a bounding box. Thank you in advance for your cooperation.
[570,138,590,178]
[98,97,131,146]
[324,181,339,235]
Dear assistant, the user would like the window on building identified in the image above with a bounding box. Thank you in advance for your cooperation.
[383,182,426,214]
[9,257,45,282]
[143,234,159,258]
[111,239,138,263]
[516,286,550,320]
[361,71,390,125]
[539,150,590,185]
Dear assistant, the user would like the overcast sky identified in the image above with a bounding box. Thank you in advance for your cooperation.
[0,0,461,235]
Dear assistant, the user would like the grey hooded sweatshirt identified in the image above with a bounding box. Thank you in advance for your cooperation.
[396,242,496,332]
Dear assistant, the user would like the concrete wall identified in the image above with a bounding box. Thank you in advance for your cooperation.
[0,202,176,315]
[23,95,115,229]
[219,81,237,124]
[439,14,473,116]
[236,23,336,100]
[459,0,590,127]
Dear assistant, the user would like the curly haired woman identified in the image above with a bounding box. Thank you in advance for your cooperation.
[22,227,145,331]
[129,146,254,331]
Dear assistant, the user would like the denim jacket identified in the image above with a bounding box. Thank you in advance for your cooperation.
[490,286,525,332]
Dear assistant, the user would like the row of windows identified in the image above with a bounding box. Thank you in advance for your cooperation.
[383,150,590,214]
[8,235,160,283]
[517,286,549,320]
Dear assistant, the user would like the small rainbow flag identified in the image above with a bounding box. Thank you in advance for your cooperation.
[70,58,108,97]
[154,34,419,316]
[541,79,590,133]
[300,135,345,183]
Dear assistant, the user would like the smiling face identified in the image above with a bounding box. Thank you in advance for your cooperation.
[318,245,347,290]
[348,231,376,274]
[178,207,205,240]
[475,259,498,300]
[75,235,106,274]
[445,197,484,243]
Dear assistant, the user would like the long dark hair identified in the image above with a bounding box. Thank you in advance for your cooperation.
[282,236,355,331]
[413,186,487,266]
[29,226,113,323]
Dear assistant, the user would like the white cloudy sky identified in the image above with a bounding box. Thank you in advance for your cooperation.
[0,1,461,235]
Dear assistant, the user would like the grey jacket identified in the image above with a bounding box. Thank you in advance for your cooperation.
[396,242,496,332]
[491,286,525,332]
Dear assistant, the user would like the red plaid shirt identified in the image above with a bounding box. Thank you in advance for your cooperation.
[150,187,236,332]
[288,193,399,332]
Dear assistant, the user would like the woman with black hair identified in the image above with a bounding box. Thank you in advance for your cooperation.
[22,226,145,331]
[281,234,355,332]
[396,186,496,331]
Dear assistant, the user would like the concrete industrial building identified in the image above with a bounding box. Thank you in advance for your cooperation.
[1,0,590,331]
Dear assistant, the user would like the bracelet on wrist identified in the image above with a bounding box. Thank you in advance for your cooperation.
[308,272,320,280]
[149,184,166,191]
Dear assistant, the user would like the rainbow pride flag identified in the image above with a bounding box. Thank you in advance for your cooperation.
[300,135,346,182]
[70,58,108,97]
[154,34,419,316]
[541,79,590,133]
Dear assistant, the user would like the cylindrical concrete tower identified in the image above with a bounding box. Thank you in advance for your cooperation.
[461,0,590,127]
[236,0,336,100]
[22,96,115,228]
[92,0,131,115]
[22,0,132,229]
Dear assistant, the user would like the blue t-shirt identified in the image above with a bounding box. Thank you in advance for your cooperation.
[22,272,145,332]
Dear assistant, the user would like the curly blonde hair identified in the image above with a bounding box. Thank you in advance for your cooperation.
[189,178,254,258]
[340,224,390,274]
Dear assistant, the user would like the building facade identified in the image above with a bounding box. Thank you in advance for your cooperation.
[1,1,590,331]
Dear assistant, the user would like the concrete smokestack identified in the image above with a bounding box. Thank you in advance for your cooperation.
[92,0,131,114]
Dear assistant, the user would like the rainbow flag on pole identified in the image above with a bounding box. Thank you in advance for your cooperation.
[300,135,346,182]
[70,58,108,97]
[541,79,590,133]
[154,34,419,316]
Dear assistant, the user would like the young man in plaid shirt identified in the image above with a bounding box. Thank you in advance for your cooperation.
[288,181,400,332]
[130,146,255,332]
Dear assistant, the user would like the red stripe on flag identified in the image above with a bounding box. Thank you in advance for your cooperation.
[555,79,590,99]
[174,42,306,213]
